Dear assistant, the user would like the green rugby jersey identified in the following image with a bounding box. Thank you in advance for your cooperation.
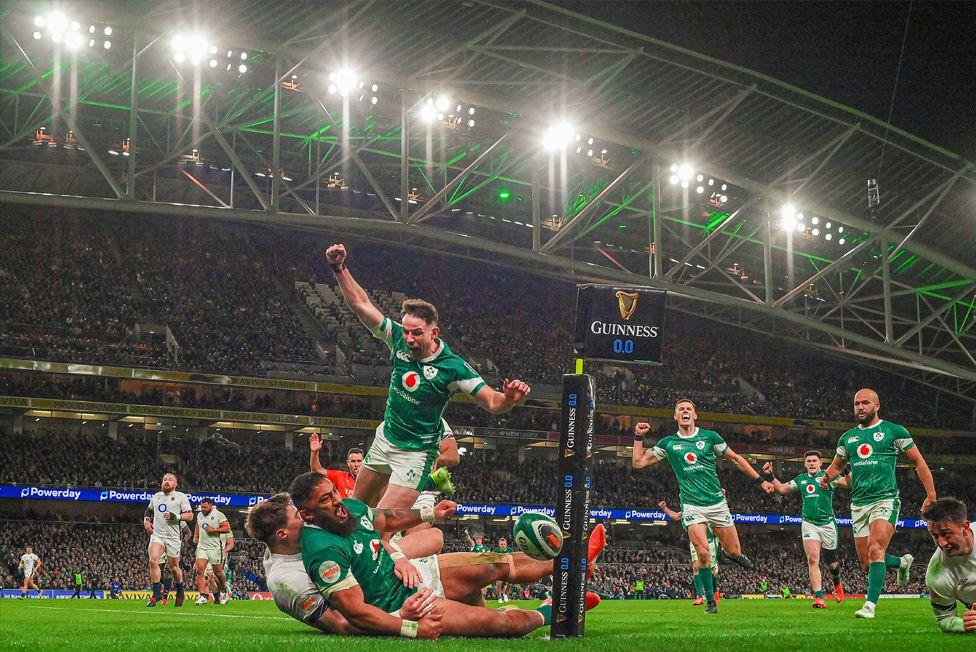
[470,543,488,553]
[651,428,729,508]
[372,317,486,451]
[786,470,840,526]
[835,420,915,506]
[301,498,415,613]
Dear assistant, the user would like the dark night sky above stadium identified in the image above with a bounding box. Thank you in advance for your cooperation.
[565,1,976,157]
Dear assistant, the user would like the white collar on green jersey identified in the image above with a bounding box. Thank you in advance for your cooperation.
[856,419,885,430]
[675,426,700,439]
[419,340,444,363]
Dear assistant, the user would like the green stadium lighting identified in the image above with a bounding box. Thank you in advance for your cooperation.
[498,189,511,201]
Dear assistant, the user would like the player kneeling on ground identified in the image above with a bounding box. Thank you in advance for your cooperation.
[922,497,976,634]
[288,471,604,639]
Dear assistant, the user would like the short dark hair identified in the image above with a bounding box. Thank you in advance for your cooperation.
[402,299,438,325]
[804,450,822,459]
[674,399,695,410]
[923,497,967,524]
[245,493,291,545]
[200,497,213,506]
[346,448,364,459]
[288,472,327,511]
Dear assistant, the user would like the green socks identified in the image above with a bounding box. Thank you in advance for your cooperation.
[814,589,825,599]
[866,561,886,604]
[693,574,705,598]
[884,554,902,569]
[697,567,715,601]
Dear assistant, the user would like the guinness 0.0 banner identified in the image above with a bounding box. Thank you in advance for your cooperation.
[574,284,667,365]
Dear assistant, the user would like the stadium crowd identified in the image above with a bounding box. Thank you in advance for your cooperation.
[0,211,971,428]
[1,428,971,520]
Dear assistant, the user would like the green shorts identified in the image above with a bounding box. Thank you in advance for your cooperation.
[363,423,438,490]
[850,498,900,538]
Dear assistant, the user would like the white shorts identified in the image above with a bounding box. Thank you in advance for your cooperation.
[363,424,438,490]
[23,570,36,580]
[389,555,444,617]
[149,534,180,560]
[688,535,719,571]
[682,500,734,530]
[196,548,221,566]
[801,520,838,550]
[850,498,900,538]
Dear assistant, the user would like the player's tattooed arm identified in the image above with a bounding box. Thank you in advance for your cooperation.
[372,501,457,532]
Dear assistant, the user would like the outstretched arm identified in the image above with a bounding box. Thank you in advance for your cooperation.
[762,462,796,495]
[309,433,324,474]
[325,244,384,331]
[657,501,682,521]
[726,447,773,493]
[471,379,531,414]
[371,500,457,534]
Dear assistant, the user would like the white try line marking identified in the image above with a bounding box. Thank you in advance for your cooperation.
[18,604,292,621]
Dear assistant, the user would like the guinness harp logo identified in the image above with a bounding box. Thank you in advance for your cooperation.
[615,291,639,321]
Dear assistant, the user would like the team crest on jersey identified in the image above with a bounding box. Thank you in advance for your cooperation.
[360,514,374,531]
[319,560,341,584]
[353,541,364,555]
[683,452,698,464]
[806,484,817,494]
[402,371,421,392]
[396,350,411,362]
[696,440,705,450]
[857,443,873,459]
[423,365,438,380]
[873,432,884,442]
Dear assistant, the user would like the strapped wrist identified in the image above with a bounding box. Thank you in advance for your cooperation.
[330,262,346,274]
[420,504,435,523]
[400,619,419,638]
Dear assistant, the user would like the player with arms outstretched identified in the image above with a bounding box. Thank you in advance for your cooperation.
[18,546,42,599]
[632,399,771,614]
[325,243,529,513]
[764,452,849,608]
[144,472,193,607]
[819,388,937,620]
[922,497,976,634]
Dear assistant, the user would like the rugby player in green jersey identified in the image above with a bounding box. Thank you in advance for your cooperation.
[764,452,850,608]
[633,399,773,614]
[325,243,530,514]
[922,497,976,634]
[820,388,937,620]
[659,499,721,606]
[289,472,603,639]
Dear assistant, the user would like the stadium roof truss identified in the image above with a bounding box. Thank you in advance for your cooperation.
[1,0,974,405]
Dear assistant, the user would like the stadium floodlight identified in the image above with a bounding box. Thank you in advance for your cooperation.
[668,175,678,185]
[419,101,437,123]
[696,185,704,194]
[542,121,575,150]
[811,216,819,225]
[707,178,714,186]
[825,233,832,241]
[34,15,45,27]
[172,34,211,65]
[103,26,112,36]
[435,95,451,112]
[48,12,68,35]
[812,228,819,236]
[677,164,693,181]
[839,238,846,245]
[719,194,728,203]
[780,203,797,230]
[837,226,844,233]
[329,68,358,96]
[721,183,728,191]
[796,222,805,233]
[103,40,111,49]
[238,64,247,73]
[825,222,832,229]
[669,163,678,173]
[33,31,42,40]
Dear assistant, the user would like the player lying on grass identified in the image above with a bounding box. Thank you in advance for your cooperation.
[922,497,976,634]
[288,471,604,639]
[245,493,444,634]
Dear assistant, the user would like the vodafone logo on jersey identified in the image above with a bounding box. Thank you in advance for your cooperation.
[806,484,817,494]
[683,452,698,464]
[857,443,873,459]
[401,371,421,392]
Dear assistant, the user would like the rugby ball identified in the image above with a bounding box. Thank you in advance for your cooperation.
[513,513,563,560]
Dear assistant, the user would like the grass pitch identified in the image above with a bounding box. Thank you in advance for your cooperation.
[3,597,968,651]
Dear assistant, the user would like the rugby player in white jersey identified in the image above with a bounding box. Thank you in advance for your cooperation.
[144,472,193,607]
[193,497,232,605]
[922,497,976,634]
[19,545,42,598]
